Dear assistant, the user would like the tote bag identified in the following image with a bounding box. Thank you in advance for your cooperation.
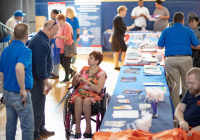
[64,42,77,57]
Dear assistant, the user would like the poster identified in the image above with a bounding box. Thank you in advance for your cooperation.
[75,0,102,54]
[48,2,66,20]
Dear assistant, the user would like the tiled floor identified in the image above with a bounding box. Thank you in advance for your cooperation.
[0,53,121,140]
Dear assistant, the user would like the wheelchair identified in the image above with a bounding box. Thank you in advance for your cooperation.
[63,86,111,139]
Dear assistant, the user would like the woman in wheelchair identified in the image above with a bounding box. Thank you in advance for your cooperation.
[71,51,107,138]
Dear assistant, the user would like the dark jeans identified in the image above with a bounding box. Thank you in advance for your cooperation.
[31,77,46,139]
[60,53,73,80]
[135,26,142,31]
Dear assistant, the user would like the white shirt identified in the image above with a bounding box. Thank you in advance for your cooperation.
[6,16,21,40]
[131,6,150,27]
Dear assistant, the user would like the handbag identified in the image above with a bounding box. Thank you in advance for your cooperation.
[64,42,77,57]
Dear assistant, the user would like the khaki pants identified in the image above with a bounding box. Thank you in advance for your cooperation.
[165,56,193,108]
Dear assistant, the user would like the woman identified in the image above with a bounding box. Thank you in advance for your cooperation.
[66,6,80,65]
[153,0,170,31]
[112,6,135,70]
[49,9,61,79]
[71,51,107,138]
[188,12,200,67]
[55,13,74,82]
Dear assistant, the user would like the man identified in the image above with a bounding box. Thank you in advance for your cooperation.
[6,10,26,41]
[131,0,150,31]
[28,20,58,140]
[175,67,200,132]
[158,12,199,108]
[0,23,34,139]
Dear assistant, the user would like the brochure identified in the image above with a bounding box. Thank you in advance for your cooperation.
[104,121,126,127]
[123,68,140,74]
[113,105,132,110]
[123,89,142,94]
[117,99,130,103]
[121,77,136,82]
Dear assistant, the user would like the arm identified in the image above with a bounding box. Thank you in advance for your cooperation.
[43,79,52,91]
[0,72,4,93]
[191,125,200,132]
[15,63,27,106]
[175,103,189,132]
[127,24,135,31]
[72,74,80,87]
[77,28,80,41]
[80,73,106,93]
[159,8,170,20]
[191,45,200,50]
[55,35,69,40]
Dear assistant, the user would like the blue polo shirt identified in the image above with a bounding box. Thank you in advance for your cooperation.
[28,30,53,80]
[158,23,199,57]
[66,17,79,41]
[181,90,200,127]
[0,40,33,92]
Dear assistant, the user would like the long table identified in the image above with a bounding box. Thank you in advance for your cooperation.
[100,94,174,133]
[113,66,169,96]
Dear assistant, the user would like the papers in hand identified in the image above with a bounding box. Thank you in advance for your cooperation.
[149,14,161,21]
[112,110,139,118]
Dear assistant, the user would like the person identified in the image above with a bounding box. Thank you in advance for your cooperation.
[153,0,170,31]
[0,25,10,53]
[6,10,26,41]
[66,6,80,65]
[71,51,107,139]
[188,12,200,67]
[131,0,150,31]
[112,6,135,70]
[0,23,34,140]
[49,9,61,79]
[55,13,75,83]
[28,20,58,140]
[175,67,200,132]
[79,28,95,47]
[158,12,199,108]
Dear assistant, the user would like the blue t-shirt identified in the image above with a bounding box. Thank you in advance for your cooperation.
[0,40,33,92]
[28,30,53,80]
[66,17,80,41]
[158,23,199,57]
[181,90,200,127]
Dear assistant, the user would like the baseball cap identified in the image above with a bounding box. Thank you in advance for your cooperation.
[14,10,26,17]
[187,12,199,22]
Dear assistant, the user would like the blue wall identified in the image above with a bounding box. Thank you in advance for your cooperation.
[36,0,200,42]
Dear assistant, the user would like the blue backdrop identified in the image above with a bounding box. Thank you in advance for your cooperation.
[36,0,200,44]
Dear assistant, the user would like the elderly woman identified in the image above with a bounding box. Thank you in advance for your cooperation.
[66,6,80,66]
[71,51,107,138]
[188,12,200,67]
[55,13,74,82]
[112,5,135,70]
[153,0,170,31]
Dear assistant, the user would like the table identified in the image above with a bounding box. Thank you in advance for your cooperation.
[113,66,169,96]
[100,94,174,133]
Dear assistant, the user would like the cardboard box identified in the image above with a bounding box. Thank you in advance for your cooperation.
[35,16,46,27]
[36,26,43,32]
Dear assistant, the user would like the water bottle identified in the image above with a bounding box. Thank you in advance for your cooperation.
[156,62,160,71]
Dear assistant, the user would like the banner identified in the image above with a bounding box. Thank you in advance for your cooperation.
[75,0,102,54]
[48,2,66,20]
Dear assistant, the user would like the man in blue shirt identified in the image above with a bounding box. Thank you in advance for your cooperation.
[0,23,34,140]
[158,12,199,108]
[175,67,200,132]
[28,20,58,140]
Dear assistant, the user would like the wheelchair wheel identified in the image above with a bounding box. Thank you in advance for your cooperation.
[63,93,74,139]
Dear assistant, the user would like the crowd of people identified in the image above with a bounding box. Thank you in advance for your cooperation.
[0,0,200,139]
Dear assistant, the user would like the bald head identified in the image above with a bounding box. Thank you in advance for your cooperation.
[42,20,58,39]
[14,23,29,40]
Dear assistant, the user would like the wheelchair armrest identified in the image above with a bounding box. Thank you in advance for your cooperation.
[101,93,111,111]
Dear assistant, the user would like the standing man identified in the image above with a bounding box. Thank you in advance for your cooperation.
[0,23,34,140]
[28,20,58,140]
[131,0,150,31]
[158,12,199,108]
[6,10,26,41]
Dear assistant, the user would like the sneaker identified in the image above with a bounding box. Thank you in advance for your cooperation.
[49,74,59,79]
[40,129,55,136]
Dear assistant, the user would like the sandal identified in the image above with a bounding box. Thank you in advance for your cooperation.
[75,133,81,139]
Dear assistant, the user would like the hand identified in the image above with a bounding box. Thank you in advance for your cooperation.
[44,80,52,91]
[131,24,135,29]
[55,35,58,38]
[20,89,27,106]
[179,121,189,132]
[139,13,143,17]
[159,16,163,19]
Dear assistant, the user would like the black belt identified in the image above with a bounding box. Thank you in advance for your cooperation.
[167,55,191,57]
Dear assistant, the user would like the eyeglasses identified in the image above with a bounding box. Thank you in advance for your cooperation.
[49,21,57,29]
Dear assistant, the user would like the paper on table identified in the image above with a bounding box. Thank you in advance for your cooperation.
[143,82,164,86]
[104,121,126,127]
[112,110,139,118]
[113,105,132,109]
[101,128,122,133]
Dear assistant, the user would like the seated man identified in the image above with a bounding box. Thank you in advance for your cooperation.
[71,51,107,139]
[175,67,200,132]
